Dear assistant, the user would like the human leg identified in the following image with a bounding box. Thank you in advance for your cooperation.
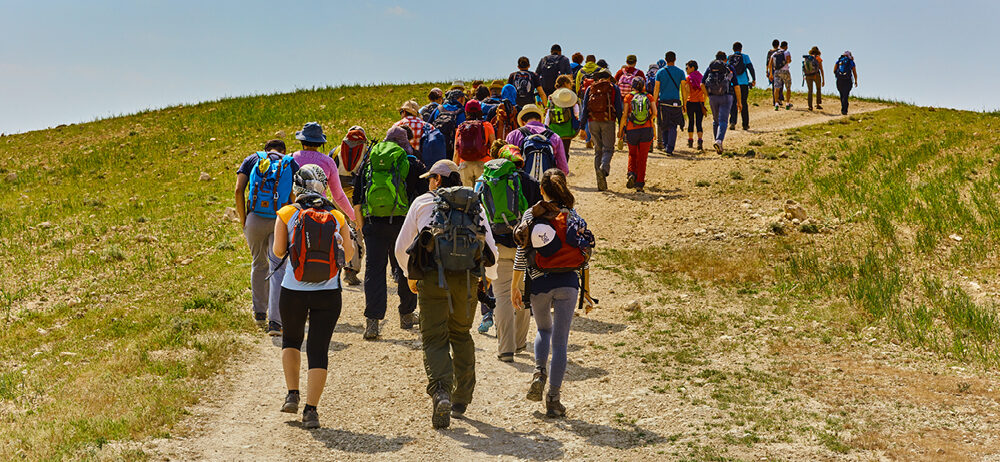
[739,84,750,128]
[446,272,477,406]
[279,287,307,393]
[303,289,342,406]
[418,276,453,398]
[635,140,651,186]
[362,222,389,320]
[243,214,276,322]
[838,79,851,114]
[492,246,519,356]
[546,287,578,399]
[385,220,417,317]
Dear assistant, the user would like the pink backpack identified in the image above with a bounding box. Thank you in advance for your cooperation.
[617,67,640,94]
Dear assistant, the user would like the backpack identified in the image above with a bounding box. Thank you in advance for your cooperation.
[835,56,853,79]
[288,198,346,283]
[420,102,439,123]
[476,158,529,236]
[586,81,615,122]
[578,70,598,97]
[425,186,489,293]
[419,127,447,166]
[512,71,535,102]
[548,101,571,125]
[538,55,562,92]
[704,61,732,96]
[361,141,410,218]
[247,151,294,219]
[802,55,820,76]
[455,120,487,162]
[617,68,640,94]
[645,72,657,94]
[434,106,463,156]
[772,51,787,70]
[727,53,747,76]
[518,127,556,182]
[526,207,595,273]
[628,93,651,125]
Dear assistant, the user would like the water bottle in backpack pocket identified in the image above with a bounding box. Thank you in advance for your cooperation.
[247,151,294,219]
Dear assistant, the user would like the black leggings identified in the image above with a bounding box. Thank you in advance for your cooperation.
[279,287,342,370]
[686,102,704,133]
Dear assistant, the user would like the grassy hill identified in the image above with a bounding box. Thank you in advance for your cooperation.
[1,83,999,459]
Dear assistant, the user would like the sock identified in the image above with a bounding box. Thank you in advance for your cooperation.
[288,390,299,395]
[303,404,317,413]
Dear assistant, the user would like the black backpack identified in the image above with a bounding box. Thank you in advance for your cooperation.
[538,56,562,92]
[434,106,463,156]
[704,61,732,96]
[512,71,535,101]
[772,51,787,70]
[420,102,439,123]
[727,53,746,76]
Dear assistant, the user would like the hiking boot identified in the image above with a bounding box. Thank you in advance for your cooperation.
[477,312,493,334]
[254,312,267,329]
[585,140,593,149]
[728,123,736,131]
[545,395,566,418]
[451,403,467,419]
[625,173,636,190]
[302,408,320,429]
[363,318,379,340]
[432,388,452,429]
[817,104,823,110]
[713,141,723,154]
[343,268,362,286]
[636,184,645,194]
[656,143,664,151]
[400,312,417,330]
[281,392,299,413]
[526,371,547,402]
[808,106,814,111]
[697,140,704,151]
[267,321,282,337]
[774,104,780,111]
[742,125,750,131]
[595,168,608,191]
[687,139,694,148]
[498,352,514,363]
[515,344,527,354]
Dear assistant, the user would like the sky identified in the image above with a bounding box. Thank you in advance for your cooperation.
[1,0,998,134]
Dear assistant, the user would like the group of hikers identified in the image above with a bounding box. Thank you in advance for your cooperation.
[234,42,858,430]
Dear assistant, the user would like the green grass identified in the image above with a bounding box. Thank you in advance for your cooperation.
[0,81,449,459]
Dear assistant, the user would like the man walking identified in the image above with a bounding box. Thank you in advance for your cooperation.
[727,42,756,130]
[769,41,793,110]
[653,51,686,154]
[536,44,572,98]
[580,70,623,191]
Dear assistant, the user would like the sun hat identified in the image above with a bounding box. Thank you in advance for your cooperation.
[399,100,420,117]
[551,88,578,108]
[383,126,413,155]
[293,164,328,196]
[295,122,327,144]
[516,104,544,126]
[419,159,459,179]
[449,80,466,91]
[489,80,504,90]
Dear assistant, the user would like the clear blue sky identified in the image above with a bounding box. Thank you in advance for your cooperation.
[1,0,997,134]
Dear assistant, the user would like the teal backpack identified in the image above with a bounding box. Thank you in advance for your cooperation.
[476,158,528,235]
[628,92,651,125]
[362,142,410,218]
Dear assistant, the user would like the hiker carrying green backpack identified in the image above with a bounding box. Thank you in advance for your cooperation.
[802,46,825,111]
[393,159,499,429]
[351,126,428,340]
[618,78,657,193]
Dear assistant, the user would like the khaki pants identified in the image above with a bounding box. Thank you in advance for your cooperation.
[418,272,477,405]
[458,160,486,187]
[805,74,823,109]
[492,245,530,355]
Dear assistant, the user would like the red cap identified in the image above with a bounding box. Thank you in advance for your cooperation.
[464,100,482,114]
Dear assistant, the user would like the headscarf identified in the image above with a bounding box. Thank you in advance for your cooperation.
[687,70,703,90]
[384,126,413,155]
[501,84,517,104]
[293,164,328,197]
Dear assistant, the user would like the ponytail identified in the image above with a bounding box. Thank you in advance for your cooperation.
[540,168,574,209]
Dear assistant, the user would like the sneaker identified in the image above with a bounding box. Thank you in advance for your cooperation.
[254,312,267,329]
[343,268,362,286]
[656,143,664,151]
[774,104,780,111]
[742,126,750,131]
[515,344,527,354]
[713,141,723,154]
[687,139,694,148]
[636,185,645,194]
[477,313,493,334]
[267,321,282,337]
[302,408,320,429]
[400,312,417,330]
[697,140,704,151]
[363,318,379,340]
[498,352,514,362]
[451,403,467,419]
[432,388,451,429]
[817,104,823,110]
[786,103,793,110]
[728,123,736,131]
[808,106,813,111]
[281,392,299,413]
[595,168,608,191]
[585,141,593,149]
[625,173,636,189]
[526,371,547,402]
[545,395,566,418]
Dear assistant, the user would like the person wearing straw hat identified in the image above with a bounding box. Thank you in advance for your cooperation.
[544,77,581,162]
[505,104,569,174]
[393,100,435,154]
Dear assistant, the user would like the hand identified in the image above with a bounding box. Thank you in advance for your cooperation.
[751,80,756,88]
[482,277,492,290]
[408,279,419,294]
[512,286,523,310]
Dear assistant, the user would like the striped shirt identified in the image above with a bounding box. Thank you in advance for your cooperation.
[513,208,584,294]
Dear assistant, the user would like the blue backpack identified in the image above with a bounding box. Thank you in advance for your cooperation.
[835,56,854,80]
[247,151,294,218]
[518,127,556,182]
[420,126,448,166]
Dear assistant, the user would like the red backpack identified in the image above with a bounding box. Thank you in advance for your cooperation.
[528,209,593,273]
[587,81,615,122]
[455,120,487,162]
[290,204,345,282]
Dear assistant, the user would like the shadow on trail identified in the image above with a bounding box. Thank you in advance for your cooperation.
[443,417,564,460]
[571,316,627,335]
[571,185,686,203]
[538,415,666,449]
[501,355,608,382]
[284,421,414,454]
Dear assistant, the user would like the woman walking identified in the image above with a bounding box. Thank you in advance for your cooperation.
[618,76,657,193]
[545,76,581,167]
[834,51,858,115]
[273,165,354,429]
[682,60,707,151]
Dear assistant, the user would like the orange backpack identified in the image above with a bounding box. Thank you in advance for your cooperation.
[290,204,345,282]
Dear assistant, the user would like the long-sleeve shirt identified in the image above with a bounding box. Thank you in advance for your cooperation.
[504,121,569,173]
[291,150,356,221]
[394,191,499,281]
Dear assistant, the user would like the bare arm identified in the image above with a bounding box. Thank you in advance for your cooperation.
[235,173,249,228]
[511,269,525,309]
[340,217,354,264]
[273,216,288,258]
[853,67,858,86]
[537,87,547,108]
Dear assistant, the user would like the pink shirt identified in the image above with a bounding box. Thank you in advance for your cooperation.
[291,150,356,221]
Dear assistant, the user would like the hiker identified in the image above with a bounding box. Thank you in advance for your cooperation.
[505,104,569,181]
[619,76,657,193]
[469,80,484,98]
[290,123,357,222]
[477,142,543,359]
[834,51,858,115]
[802,46,825,111]
[485,83,519,142]
[579,69,623,191]
[329,127,369,286]
[394,100,435,156]
[453,99,496,186]
[769,41,793,110]
[512,168,596,418]
[766,39,784,104]
[509,56,546,111]
[394,159,499,428]
[574,55,602,150]
[545,77,581,156]
[236,139,298,335]
[704,52,741,154]
[352,126,428,339]
[727,42,756,130]
[570,52,584,77]
[473,84,490,103]
[682,60,708,151]
[420,88,444,123]
[614,54,644,95]
[273,164,354,430]
[536,44,572,97]
[653,51,686,154]
[431,90,467,159]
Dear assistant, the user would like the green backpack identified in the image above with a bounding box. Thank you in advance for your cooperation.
[362,142,410,218]
[549,101,570,125]
[628,92,651,125]
[477,158,528,235]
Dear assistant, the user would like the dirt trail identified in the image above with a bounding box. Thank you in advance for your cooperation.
[143,102,917,461]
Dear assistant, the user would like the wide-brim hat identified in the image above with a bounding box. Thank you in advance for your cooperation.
[517,104,544,127]
[295,121,327,144]
[399,100,420,117]
[551,88,578,108]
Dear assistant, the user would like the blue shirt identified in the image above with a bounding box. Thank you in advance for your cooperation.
[732,53,752,85]
[655,66,686,101]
